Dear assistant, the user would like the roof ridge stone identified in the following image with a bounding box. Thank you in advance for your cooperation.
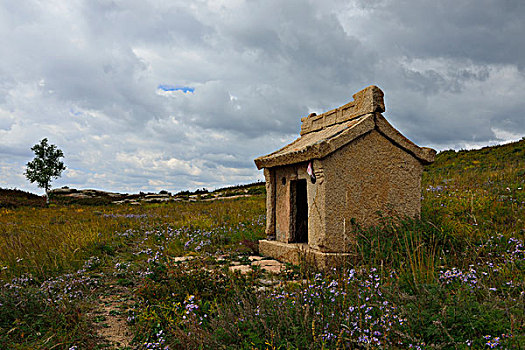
[300,85,385,136]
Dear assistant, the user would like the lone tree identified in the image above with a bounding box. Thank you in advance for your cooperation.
[25,138,66,204]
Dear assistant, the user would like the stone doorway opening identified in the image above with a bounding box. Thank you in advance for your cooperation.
[290,179,308,243]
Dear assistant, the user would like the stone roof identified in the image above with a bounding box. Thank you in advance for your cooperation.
[254,85,436,169]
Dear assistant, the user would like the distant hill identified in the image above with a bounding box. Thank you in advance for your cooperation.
[0,181,266,208]
[0,188,46,208]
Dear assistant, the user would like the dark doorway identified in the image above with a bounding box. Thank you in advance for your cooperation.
[290,179,308,243]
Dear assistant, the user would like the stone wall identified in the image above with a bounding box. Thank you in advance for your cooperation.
[273,165,296,242]
[305,159,326,251]
[321,129,423,253]
[263,168,276,239]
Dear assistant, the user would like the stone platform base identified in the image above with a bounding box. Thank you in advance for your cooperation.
[258,240,357,270]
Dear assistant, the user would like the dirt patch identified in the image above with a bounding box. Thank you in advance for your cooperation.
[92,284,134,349]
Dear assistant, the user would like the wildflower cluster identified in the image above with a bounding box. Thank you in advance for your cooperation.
[2,260,100,307]
[184,228,212,252]
[143,329,169,349]
[0,255,103,347]
[142,226,188,242]
[265,268,408,347]
[81,256,101,271]
[103,213,149,219]
[3,274,36,290]
[439,234,524,293]
[40,271,99,304]
[426,185,445,192]
[183,295,199,320]
[132,217,264,256]
[439,266,479,288]
[115,228,138,238]
[146,251,164,264]
[115,262,129,271]
[483,234,524,264]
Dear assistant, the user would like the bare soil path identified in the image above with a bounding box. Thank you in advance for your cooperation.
[91,280,135,349]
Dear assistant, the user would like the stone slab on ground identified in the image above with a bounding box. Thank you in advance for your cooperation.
[229,265,252,274]
[227,257,284,275]
[251,259,284,273]
[172,256,195,263]
[248,255,265,261]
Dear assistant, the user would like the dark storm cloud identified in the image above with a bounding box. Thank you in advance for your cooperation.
[366,0,525,67]
[0,0,524,193]
[336,0,525,147]
[82,0,211,46]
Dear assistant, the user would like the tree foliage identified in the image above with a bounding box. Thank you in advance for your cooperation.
[24,138,66,201]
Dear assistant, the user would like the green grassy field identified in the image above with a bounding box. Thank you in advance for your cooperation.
[0,140,524,349]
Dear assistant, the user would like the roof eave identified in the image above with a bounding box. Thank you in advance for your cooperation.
[254,114,376,169]
[374,114,436,164]
[255,112,436,169]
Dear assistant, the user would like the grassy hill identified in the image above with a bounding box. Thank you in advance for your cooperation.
[423,139,524,239]
[0,140,523,349]
[0,188,46,208]
[429,139,525,175]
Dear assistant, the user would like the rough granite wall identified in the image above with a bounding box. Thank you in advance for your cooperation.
[321,129,423,253]
[306,159,326,251]
[263,168,276,239]
[274,165,303,242]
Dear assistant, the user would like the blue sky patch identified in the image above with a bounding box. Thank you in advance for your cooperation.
[69,108,82,116]
[158,84,195,93]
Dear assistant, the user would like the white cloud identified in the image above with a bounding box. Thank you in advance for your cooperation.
[1,0,524,193]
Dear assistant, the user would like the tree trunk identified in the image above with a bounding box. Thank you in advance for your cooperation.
[45,186,49,205]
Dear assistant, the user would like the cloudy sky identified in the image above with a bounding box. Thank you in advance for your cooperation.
[1,0,524,194]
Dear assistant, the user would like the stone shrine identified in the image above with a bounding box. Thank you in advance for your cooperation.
[254,85,436,268]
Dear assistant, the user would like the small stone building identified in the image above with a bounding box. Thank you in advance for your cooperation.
[254,85,436,268]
